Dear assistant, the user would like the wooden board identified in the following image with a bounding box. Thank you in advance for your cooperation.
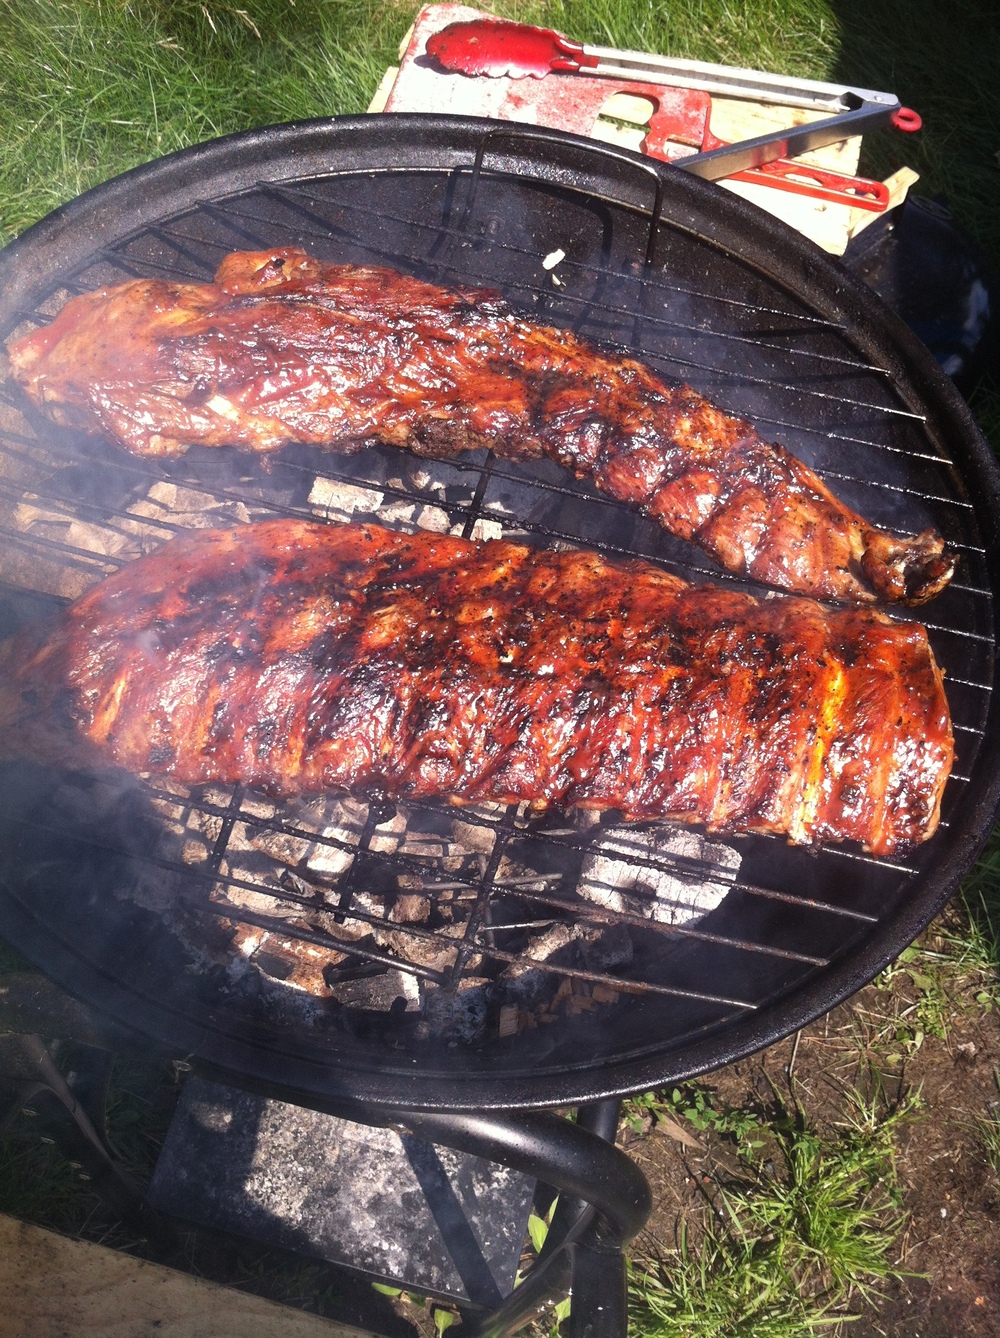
[0,1214,375,1338]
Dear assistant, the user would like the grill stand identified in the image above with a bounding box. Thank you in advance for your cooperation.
[0,972,651,1338]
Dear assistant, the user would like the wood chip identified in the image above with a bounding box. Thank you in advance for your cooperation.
[498,1005,519,1038]
[552,978,574,1007]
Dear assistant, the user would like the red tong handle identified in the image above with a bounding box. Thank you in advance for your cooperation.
[426,19,598,79]
[732,157,890,210]
[644,98,889,211]
[891,107,922,132]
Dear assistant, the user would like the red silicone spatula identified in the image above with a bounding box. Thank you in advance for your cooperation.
[426,18,598,78]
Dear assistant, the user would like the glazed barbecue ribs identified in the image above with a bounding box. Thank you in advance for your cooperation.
[0,520,953,856]
[7,247,953,605]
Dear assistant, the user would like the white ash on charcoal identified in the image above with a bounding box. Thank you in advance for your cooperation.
[389,463,450,501]
[307,476,384,522]
[377,923,475,977]
[216,947,343,1029]
[578,922,634,972]
[308,458,492,538]
[498,922,588,1030]
[3,467,264,601]
[449,803,511,856]
[223,924,337,996]
[389,891,432,924]
[579,824,740,925]
[128,480,252,530]
[504,921,579,980]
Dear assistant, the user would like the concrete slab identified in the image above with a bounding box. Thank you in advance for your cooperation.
[147,1076,536,1309]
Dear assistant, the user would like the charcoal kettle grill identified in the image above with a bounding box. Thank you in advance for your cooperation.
[1,116,999,1336]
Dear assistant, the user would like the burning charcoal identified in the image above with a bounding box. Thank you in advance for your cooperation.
[377,922,472,975]
[229,819,316,873]
[227,921,349,994]
[129,479,252,530]
[307,476,384,521]
[399,463,449,498]
[468,518,503,542]
[313,894,390,944]
[324,966,420,1012]
[505,922,579,978]
[250,950,295,981]
[499,922,585,1018]
[579,825,739,926]
[368,807,409,854]
[375,499,417,529]
[451,806,509,856]
[251,940,342,993]
[414,504,452,533]
[401,829,452,855]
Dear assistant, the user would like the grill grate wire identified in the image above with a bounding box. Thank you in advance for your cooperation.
[0,136,993,1075]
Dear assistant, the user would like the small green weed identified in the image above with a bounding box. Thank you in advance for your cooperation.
[665,1086,765,1150]
[875,944,952,1052]
[623,1085,763,1150]
[371,1282,458,1336]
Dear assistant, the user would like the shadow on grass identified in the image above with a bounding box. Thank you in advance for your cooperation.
[828,0,999,265]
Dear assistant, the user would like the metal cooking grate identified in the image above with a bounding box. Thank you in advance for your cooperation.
[0,119,995,1106]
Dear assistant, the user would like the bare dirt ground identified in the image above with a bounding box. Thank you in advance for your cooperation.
[618,974,1000,1338]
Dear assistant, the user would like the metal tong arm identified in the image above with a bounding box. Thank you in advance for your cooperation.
[680,98,900,180]
[582,46,902,181]
[585,45,894,115]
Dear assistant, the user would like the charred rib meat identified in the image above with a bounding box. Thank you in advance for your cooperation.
[0,519,953,856]
[7,248,952,605]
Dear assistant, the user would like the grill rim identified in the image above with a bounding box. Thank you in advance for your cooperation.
[1,113,999,1111]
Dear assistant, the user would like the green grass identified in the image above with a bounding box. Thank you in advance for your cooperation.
[2,0,996,270]
[628,1090,917,1338]
[972,1071,1000,1178]
[0,0,407,242]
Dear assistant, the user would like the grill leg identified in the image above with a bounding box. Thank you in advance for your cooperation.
[396,1098,648,1338]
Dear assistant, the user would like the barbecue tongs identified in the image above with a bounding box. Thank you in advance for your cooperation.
[426,19,921,181]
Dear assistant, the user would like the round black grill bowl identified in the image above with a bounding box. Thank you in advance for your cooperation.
[0,115,998,1111]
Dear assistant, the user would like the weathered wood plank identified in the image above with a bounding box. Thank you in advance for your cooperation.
[0,1214,375,1338]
